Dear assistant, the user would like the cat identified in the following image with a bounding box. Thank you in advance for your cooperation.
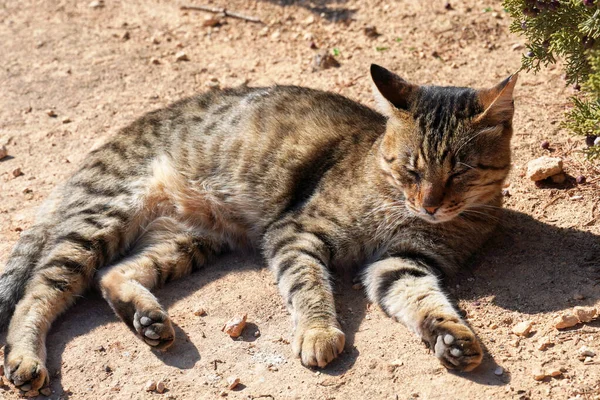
[0,64,517,392]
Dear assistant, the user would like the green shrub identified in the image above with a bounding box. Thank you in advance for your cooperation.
[503,0,600,160]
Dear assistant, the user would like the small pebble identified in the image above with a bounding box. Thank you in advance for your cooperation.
[62,116,71,124]
[313,50,340,70]
[526,156,563,181]
[548,368,562,377]
[175,51,189,62]
[156,380,166,394]
[88,0,104,8]
[12,167,23,177]
[584,357,594,365]
[533,368,546,381]
[494,366,504,376]
[194,307,207,317]
[151,58,160,65]
[540,140,550,149]
[573,306,597,323]
[576,175,586,184]
[537,336,553,351]
[202,17,222,27]
[364,26,380,38]
[222,314,247,338]
[0,145,8,160]
[219,390,228,397]
[254,330,261,338]
[145,380,156,392]
[512,320,533,337]
[445,2,453,10]
[573,293,585,301]
[578,345,596,358]
[226,376,240,390]
[46,109,57,118]
[554,313,579,329]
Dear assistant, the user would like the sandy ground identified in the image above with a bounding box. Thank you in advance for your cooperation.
[1,0,599,399]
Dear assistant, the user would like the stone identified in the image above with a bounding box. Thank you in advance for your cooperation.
[156,380,166,394]
[526,156,563,181]
[226,376,240,390]
[573,306,597,323]
[578,346,596,358]
[554,313,579,329]
[583,357,594,365]
[494,366,504,376]
[512,320,533,337]
[222,314,247,338]
[537,336,553,351]
[145,380,156,392]
[175,51,189,62]
[547,368,562,377]
[12,167,23,177]
[0,145,8,160]
[46,109,57,117]
[313,50,340,70]
[533,368,546,381]
[194,307,207,317]
[88,0,104,8]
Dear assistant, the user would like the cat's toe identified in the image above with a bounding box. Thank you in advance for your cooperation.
[5,351,49,392]
[294,324,345,368]
[425,320,483,372]
[133,309,175,350]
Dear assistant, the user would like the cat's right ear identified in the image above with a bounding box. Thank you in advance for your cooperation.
[370,64,418,116]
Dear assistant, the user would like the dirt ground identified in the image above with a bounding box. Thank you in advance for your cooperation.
[1,0,599,399]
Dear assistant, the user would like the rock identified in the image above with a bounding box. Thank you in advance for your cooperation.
[533,368,546,381]
[576,175,586,184]
[303,15,315,25]
[222,314,247,338]
[203,17,222,27]
[573,306,597,323]
[205,77,220,89]
[550,173,566,184]
[270,30,281,40]
[156,380,166,394]
[62,116,71,124]
[512,321,533,337]
[494,366,504,376]
[364,26,380,38]
[537,336,553,351]
[12,167,23,177]
[145,380,156,392]
[0,145,8,160]
[194,307,207,317]
[313,50,340,70]
[526,156,563,181]
[573,293,585,301]
[583,357,594,365]
[547,368,562,377]
[512,43,524,51]
[554,313,579,329]
[254,330,261,338]
[46,109,57,118]
[226,376,240,390]
[219,390,228,397]
[175,51,189,62]
[88,0,104,8]
[151,58,160,65]
[578,346,596,358]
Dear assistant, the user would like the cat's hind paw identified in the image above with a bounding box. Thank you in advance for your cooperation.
[293,324,345,368]
[133,308,175,350]
[4,351,49,392]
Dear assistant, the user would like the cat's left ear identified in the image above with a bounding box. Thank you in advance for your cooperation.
[370,64,419,117]
[473,74,518,126]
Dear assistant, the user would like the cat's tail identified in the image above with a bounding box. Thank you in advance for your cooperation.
[0,225,47,330]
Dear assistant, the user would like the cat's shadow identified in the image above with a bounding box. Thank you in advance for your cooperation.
[1,209,599,394]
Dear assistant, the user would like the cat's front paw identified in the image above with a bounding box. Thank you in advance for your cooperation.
[424,318,483,372]
[4,350,49,392]
[293,324,345,368]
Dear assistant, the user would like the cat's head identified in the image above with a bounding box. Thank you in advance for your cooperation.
[371,64,516,224]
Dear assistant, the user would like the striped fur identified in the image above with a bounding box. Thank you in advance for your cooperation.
[0,65,516,391]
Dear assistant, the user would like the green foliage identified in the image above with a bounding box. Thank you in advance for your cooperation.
[503,0,600,160]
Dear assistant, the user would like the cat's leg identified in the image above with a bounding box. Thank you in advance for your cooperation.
[263,218,345,368]
[363,255,483,371]
[97,217,223,350]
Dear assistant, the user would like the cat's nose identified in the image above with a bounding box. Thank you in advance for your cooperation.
[423,206,439,215]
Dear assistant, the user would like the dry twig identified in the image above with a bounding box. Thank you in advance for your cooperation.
[180,5,264,24]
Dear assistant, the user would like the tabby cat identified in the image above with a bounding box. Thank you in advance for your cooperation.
[0,64,517,392]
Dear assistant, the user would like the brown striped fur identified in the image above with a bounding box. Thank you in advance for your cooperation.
[0,65,517,391]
